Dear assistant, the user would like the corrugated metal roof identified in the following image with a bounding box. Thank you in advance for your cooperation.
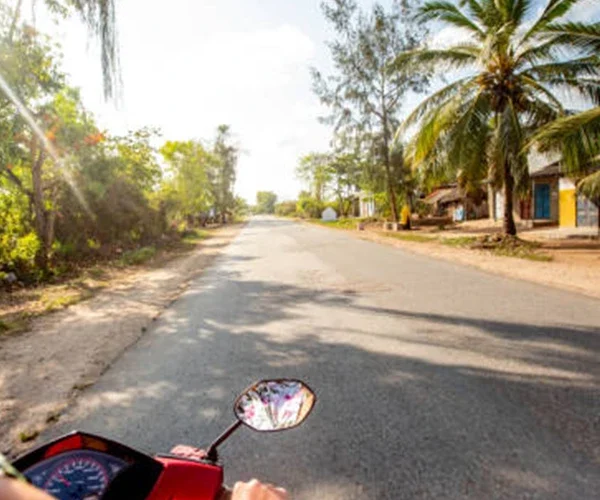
[530,161,561,178]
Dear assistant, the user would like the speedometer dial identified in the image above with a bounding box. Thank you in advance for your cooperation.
[44,456,109,499]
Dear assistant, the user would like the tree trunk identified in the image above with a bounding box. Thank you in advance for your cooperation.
[8,0,24,41]
[382,123,399,222]
[31,148,50,271]
[503,161,517,236]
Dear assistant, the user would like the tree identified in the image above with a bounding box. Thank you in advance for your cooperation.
[296,190,323,218]
[395,0,600,235]
[327,152,362,216]
[160,140,213,224]
[0,17,66,271]
[296,153,331,202]
[255,191,277,214]
[209,125,238,223]
[312,0,429,222]
[274,200,297,217]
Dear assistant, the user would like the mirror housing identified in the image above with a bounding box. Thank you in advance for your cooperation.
[233,379,316,432]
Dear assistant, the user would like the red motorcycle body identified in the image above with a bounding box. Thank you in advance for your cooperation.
[13,431,224,500]
[149,456,223,500]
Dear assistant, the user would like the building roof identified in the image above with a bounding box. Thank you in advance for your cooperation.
[530,161,561,178]
[438,187,463,204]
[424,187,453,205]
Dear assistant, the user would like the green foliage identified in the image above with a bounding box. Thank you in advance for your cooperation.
[255,191,278,214]
[296,191,323,219]
[209,125,238,221]
[234,196,249,218]
[119,246,156,266]
[181,229,210,245]
[0,10,238,283]
[160,139,213,224]
[274,201,297,217]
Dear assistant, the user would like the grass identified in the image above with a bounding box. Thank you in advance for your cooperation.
[41,289,93,313]
[0,315,31,336]
[384,232,435,243]
[440,236,478,247]
[181,228,211,244]
[311,218,363,230]
[491,247,553,262]
[119,246,157,266]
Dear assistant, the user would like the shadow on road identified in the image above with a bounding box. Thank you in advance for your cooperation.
[57,255,600,499]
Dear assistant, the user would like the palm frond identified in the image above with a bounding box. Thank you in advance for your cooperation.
[578,169,600,200]
[544,21,600,54]
[520,75,565,111]
[418,1,485,38]
[392,47,479,73]
[529,106,600,176]
[70,0,120,99]
[521,56,600,81]
[521,0,583,43]
[459,0,488,27]
[395,76,478,138]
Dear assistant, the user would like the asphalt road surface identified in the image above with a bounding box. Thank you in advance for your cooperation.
[51,217,600,499]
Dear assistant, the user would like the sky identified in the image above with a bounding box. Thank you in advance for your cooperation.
[31,0,600,203]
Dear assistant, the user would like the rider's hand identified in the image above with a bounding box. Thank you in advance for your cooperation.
[0,477,55,500]
[231,479,288,500]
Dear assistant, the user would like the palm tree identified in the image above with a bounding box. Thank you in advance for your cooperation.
[394,0,600,235]
[530,106,600,231]
[10,0,119,99]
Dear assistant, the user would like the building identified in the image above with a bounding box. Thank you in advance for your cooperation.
[359,191,376,218]
[531,163,598,228]
[491,159,599,228]
[425,185,488,220]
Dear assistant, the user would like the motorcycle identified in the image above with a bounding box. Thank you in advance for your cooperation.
[11,378,316,500]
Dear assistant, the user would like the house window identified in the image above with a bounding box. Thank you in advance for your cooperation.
[577,194,599,227]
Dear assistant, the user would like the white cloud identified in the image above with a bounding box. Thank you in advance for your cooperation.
[560,0,600,22]
[429,26,473,49]
[30,0,331,203]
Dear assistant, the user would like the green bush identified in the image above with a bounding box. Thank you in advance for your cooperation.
[119,246,156,266]
[415,200,433,218]
[296,197,324,219]
[274,201,297,217]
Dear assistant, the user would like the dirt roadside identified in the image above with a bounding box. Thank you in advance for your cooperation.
[308,222,600,300]
[0,224,243,456]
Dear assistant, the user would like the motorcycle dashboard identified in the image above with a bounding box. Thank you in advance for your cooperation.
[13,431,163,500]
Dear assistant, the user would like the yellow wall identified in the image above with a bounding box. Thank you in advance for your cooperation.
[559,189,576,227]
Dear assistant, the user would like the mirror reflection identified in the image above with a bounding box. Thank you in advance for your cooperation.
[234,379,315,432]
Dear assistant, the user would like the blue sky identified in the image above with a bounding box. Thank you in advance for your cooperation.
[35,0,600,202]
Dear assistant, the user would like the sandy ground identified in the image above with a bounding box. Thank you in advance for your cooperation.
[0,225,243,456]
[316,224,600,300]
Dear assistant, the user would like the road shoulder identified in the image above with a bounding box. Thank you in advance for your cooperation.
[0,224,243,456]
[305,221,600,300]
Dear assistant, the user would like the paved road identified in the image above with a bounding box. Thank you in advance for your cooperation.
[52,217,600,499]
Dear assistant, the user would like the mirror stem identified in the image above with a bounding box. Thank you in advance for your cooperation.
[205,421,242,463]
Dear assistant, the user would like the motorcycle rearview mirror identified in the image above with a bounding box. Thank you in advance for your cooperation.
[204,379,316,462]
[234,379,316,431]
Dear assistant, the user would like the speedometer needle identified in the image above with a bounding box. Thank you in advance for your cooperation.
[57,475,71,487]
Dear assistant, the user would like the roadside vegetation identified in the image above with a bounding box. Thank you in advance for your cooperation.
[284,0,599,238]
[0,5,244,296]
